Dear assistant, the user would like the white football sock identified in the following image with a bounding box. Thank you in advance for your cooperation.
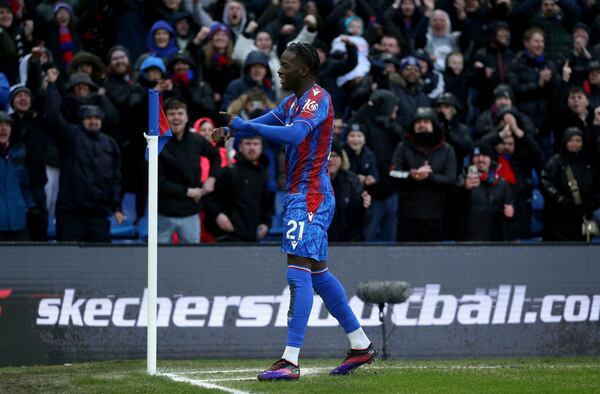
[282,346,300,365]
[347,327,371,350]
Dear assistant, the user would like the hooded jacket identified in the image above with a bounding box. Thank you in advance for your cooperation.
[221,51,275,111]
[147,20,178,59]
[541,127,600,241]
[391,109,457,221]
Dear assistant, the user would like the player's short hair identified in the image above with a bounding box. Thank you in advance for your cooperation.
[286,42,320,78]
[164,98,187,112]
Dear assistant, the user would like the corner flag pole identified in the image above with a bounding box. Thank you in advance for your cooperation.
[145,90,159,375]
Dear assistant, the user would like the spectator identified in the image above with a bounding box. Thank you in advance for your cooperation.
[312,38,358,110]
[0,1,20,84]
[222,0,249,40]
[508,27,558,154]
[77,0,117,61]
[562,23,593,87]
[0,112,32,241]
[200,22,239,105]
[157,99,220,244]
[9,84,54,241]
[390,56,431,129]
[415,49,445,99]
[45,2,81,75]
[584,60,600,109]
[105,46,134,126]
[171,11,199,52]
[226,86,275,119]
[221,51,275,111]
[328,141,371,241]
[541,127,600,241]
[343,123,379,189]
[332,114,347,143]
[168,50,216,120]
[467,20,513,113]
[530,0,578,65]
[153,0,188,26]
[261,0,305,55]
[350,90,402,242]
[432,92,472,172]
[391,107,457,242]
[192,117,234,182]
[424,9,461,72]
[474,84,536,140]
[66,51,107,87]
[204,135,273,242]
[443,51,468,116]
[481,114,545,240]
[458,142,514,241]
[146,20,179,62]
[44,72,123,243]
[554,86,594,153]
[382,0,428,53]
[61,73,120,140]
[330,16,371,89]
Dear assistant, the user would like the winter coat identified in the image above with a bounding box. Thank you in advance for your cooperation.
[541,129,600,241]
[343,145,379,182]
[439,116,472,172]
[388,76,431,129]
[0,145,32,231]
[467,44,514,111]
[458,168,512,241]
[158,130,221,217]
[382,5,428,53]
[329,170,367,242]
[507,51,558,132]
[474,107,536,140]
[45,83,121,217]
[61,92,120,141]
[391,122,457,221]
[204,155,273,242]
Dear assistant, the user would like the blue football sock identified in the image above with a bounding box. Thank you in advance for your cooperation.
[312,268,360,334]
[286,266,314,348]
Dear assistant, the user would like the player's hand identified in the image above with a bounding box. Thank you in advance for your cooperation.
[217,213,234,232]
[256,224,269,239]
[361,191,372,209]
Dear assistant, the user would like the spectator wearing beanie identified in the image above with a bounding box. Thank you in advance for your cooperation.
[200,22,239,104]
[389,55,430,130]
[391,107,457,242]
[45,2,81,74]
[0,111,33,241]
[457,142,514,241]
[343,123,379,189]
[168,50,216,120]
[43,71,124,243]
[415,49,445,100]
[327,140,371,242]
[433,92,472,172]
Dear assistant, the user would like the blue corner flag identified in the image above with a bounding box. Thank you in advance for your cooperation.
[145,89,172,160]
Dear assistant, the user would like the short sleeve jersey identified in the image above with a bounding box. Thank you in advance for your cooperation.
[270,84,334,195]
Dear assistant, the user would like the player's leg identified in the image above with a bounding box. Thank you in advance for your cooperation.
[258,254,312,381]
[311,261,377,375]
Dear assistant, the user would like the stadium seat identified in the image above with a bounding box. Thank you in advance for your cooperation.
[109,216,136,239]
[138,216,148,241]
[47,216,56,240]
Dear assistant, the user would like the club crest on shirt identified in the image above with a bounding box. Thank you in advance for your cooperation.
[303,99,319,113]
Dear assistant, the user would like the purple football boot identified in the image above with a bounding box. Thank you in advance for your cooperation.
[257,359,300,381]
[330,343,377,375]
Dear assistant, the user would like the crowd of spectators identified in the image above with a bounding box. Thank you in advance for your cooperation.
[1,0,600,243]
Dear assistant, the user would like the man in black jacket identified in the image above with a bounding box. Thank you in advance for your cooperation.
[44,71,124,243]
[158,99,220,244]
[204,135,273,242]
[391,107,457,242]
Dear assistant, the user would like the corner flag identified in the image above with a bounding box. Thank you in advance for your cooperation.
[145,89,172,160]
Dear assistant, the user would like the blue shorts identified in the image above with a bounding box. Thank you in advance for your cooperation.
[281,193,334,262]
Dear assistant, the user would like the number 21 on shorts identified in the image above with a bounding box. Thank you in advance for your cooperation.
[286,220,305,241]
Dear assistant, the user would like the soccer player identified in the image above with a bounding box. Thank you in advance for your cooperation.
[215,43,376,381]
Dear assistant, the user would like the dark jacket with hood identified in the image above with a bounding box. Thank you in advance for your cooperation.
[45,83,121,217]
[349,90,403,199]
[388,73,431,130]
[204,152,273,242]
[329,168,367,242]
[168,51,216,120]
[541,127,600,241]
[458,147,513,242]
[507,50,558,132]
[221,51,275,111]
[391,108,457,222]
[382,4,428,53]
[158,129,221,218]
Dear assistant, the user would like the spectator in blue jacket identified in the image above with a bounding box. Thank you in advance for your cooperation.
[221,51,275,111]
[0,112,32,241]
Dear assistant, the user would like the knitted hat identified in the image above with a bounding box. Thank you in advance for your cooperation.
[0,111,13,125]
[78,105,105,120]
[473,141,496,159]
[8,84,33,108]
[399,56,421,72]
[53,1,72,15]
[208,22,231,40]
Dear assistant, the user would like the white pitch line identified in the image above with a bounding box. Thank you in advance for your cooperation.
[159,372,252,394]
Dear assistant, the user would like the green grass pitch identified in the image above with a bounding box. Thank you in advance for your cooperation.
[1,357,599,393]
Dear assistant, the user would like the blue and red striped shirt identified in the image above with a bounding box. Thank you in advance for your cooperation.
[270,84,334,195]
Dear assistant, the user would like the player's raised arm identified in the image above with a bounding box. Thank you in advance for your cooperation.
[230,116,311,146]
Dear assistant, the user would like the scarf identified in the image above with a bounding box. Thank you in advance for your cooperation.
[480,166,501,186]
[59,26,75,65]
[497,154,516,185]
[209,49,229,68]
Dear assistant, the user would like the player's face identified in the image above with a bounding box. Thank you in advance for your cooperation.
[239,138,262,162]
[278,50,307,92]
[166,107,188,134]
